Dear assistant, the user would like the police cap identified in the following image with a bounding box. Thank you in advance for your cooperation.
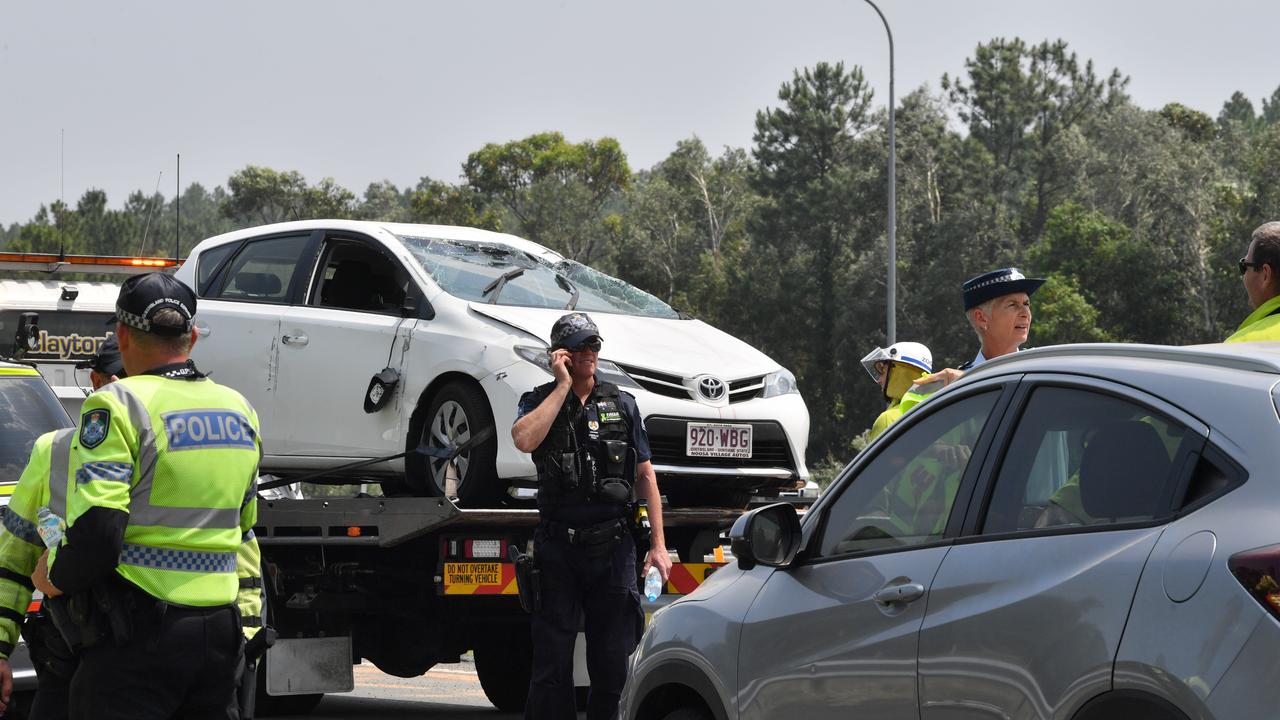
[113,272,197,336]
[88,335,126,377]
[550,312,602,351]
[962,267,1045,310]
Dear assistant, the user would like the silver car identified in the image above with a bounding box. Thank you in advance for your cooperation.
[622,342,1280,720]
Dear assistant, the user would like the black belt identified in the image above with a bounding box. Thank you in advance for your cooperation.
[542,518,627,547]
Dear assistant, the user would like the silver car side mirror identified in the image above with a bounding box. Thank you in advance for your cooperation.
[730,502,802,571]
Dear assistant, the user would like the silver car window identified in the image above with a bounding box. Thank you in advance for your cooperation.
[981,386,1192,534]
[818,390,999,557]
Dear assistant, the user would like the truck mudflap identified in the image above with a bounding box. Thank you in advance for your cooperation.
[264,636,356,696]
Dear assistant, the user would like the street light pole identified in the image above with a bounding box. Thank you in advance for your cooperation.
[863,0,896,345]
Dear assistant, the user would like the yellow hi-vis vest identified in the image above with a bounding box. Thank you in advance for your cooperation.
[1225,295,1280,343]
[0,428,75,658]
[50,374,262,607]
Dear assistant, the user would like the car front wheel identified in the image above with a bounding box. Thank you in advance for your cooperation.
[405,382,501,506]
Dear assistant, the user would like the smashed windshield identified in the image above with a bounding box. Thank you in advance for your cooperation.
[398,236,680,319]
[0,376,73,485]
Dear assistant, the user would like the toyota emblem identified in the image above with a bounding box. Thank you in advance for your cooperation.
[697,376,727,401]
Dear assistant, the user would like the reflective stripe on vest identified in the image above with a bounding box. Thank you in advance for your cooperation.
[0,510,40,547]
[95,383,245,531]
[119,543,237,574]
[48,429,75,519]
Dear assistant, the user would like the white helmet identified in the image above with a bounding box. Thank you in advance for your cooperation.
[860,341,933,382]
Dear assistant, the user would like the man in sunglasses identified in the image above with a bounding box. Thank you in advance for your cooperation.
[1227,221,1280,342]
[511,312,671,720]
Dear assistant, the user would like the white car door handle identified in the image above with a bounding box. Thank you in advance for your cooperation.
[194,322,211,338]
[281,333,309,347]
[873,582,925,605]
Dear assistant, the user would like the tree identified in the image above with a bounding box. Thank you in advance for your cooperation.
[464,132,630,264]
[616,138,757,321]
[1218,90,1257,129]
[1159,103,1215,143]
[357,181,412,222]
[407,177,501,230]
[222,166,309,224]
[943,38,1128,240]
[747,61,882,457]
[1263,86,1280,125]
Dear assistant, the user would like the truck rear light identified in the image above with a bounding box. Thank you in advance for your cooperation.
[466,539,504,559]
[1229,544,1280,621]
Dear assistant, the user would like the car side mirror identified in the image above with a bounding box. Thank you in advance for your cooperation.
[12,312,39,360]
[729,502,802,571]
[403,296,435,320]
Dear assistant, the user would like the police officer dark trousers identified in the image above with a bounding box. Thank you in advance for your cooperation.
[33,273,263,720]
[512,313,671,720]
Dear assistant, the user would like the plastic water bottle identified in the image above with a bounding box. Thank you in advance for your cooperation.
[36,507,65,548]
[644,566,663,602]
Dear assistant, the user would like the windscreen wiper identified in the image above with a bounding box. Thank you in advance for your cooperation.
[556,274,580,310]
[481,268,525,303]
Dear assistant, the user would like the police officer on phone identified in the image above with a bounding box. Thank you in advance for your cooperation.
[511,312,672,720]
[31,272,262,720]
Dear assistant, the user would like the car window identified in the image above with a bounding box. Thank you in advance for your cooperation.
[196,242,238,297]
[0,376,72,484]
[981,386,1194,534]
[312,240,410,314]
[397,235,680,319]
[818,390,999,557]
[212,234,311,303]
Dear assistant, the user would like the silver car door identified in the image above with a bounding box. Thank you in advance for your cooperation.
[918,378,1206,720]
[737,386,1010,720]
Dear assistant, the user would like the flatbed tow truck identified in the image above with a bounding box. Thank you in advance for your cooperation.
[252,491,750,714]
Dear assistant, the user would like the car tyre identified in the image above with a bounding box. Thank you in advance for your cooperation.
[405,382,501,507]
[661,708,711,720]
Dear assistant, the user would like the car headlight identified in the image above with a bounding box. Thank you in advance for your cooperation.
[761,368,798,398]
[595,359,642,389]
[514,345,552,375]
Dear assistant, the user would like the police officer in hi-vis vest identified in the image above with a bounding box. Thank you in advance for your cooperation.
[512,312,672,720]
[32,273,263,720]
[0,336,126,719]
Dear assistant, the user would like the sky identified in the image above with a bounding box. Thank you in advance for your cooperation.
[2,0,1278,227]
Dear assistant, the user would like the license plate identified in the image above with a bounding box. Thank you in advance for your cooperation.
[442,562,517,594]
[686,422,753,458]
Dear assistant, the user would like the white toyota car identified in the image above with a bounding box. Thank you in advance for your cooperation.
[174,220,809,510]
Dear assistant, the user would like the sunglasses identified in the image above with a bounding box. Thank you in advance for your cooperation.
[570,339,602,353]
[1240,257,1266,275]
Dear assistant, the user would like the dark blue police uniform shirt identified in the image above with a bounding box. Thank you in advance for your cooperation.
[518,376,652,525]
[516,377,651,463]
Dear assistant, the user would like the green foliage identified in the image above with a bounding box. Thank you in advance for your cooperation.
[463,132,630,264]
[408,177,501,230]
[1159,103,1216,143]
[1028,274,1112,346]
[3,37,1278,479]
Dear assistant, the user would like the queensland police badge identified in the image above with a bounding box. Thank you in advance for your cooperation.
[80,408,111,449]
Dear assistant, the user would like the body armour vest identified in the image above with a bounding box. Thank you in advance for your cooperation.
[533,381,635,506]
